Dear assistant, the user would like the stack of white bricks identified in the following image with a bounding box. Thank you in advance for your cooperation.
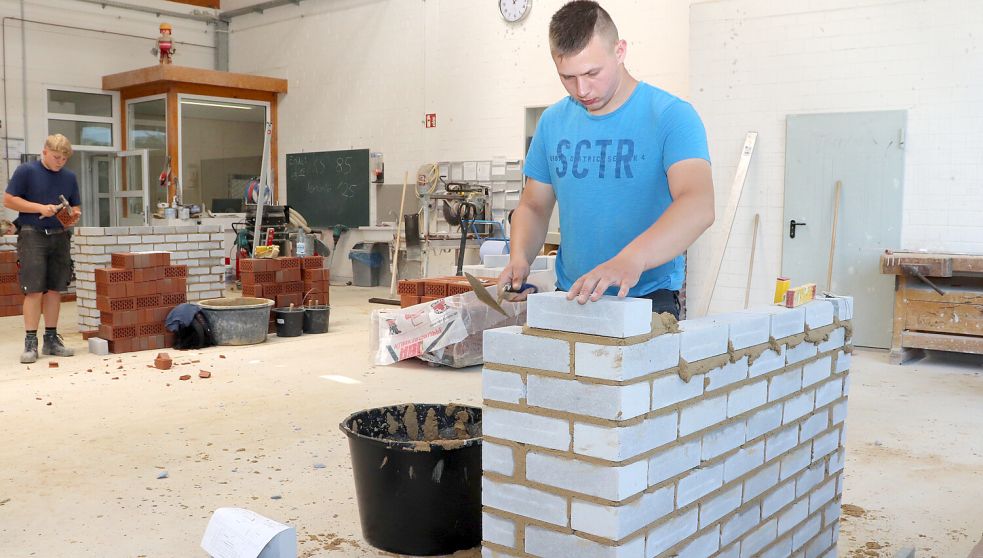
[72,225,225,331]
[482,292,853,558]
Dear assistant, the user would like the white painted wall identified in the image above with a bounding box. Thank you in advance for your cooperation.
[0,0,216,218]
[688,0,983,314]
[228,0,693,202]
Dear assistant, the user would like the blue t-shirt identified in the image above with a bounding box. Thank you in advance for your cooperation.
[5,160,81,229]
[524,82,710,295]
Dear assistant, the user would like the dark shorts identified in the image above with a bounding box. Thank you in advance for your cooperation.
[555,287,681,319]
[17,226,73,294]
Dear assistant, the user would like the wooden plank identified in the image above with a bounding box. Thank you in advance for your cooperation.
[902,330,983,355]
[103,65,287,94]
[903,299,983,336]
[891,274,907,357]
[880,252,953,276]
[904,277,983,304]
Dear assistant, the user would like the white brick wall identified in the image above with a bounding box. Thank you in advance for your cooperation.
[482,299,851,557]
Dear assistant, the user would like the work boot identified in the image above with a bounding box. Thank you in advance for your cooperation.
[20,336,38,364]
[42,333,74,357]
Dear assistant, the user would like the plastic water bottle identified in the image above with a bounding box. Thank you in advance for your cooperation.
[295,233,307,257]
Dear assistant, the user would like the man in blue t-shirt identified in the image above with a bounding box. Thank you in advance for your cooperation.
[500,1,714,318]
[3,134,81,363]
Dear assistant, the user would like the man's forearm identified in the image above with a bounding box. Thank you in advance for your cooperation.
[3,193,44,214]
[508,204,552,266]
[621,192,714,272]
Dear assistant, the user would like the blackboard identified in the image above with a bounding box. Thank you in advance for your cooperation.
[285,149,370,228]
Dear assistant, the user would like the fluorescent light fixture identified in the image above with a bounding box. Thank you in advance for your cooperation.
[181,100,256,110]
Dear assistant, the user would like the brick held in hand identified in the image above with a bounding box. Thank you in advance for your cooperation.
[55,208,79,228]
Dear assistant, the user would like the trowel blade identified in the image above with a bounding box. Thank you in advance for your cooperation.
[464,273,508,317]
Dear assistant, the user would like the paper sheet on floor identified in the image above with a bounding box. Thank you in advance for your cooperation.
[201,507,297,558]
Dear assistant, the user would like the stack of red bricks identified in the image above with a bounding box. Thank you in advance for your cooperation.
[302,255,329,306]
[0,252,24,317]
[396,276,495,308]
[240,256,330,307]
[96,251,187,353]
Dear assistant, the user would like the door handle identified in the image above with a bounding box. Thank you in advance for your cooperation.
[789,219,807,239]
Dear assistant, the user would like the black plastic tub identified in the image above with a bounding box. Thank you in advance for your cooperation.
[272,307,304,337]
[303,305,330,334]
[339,403,482,556]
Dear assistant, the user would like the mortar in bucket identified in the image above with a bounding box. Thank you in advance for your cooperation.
[302,304,329,334]
[272,306,304,337]
[197,297,273,345]
[339,403,481,556]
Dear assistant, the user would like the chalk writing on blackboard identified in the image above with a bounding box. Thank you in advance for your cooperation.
[285,149,370,228]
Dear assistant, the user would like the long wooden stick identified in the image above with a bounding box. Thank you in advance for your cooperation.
[389,171,409,297]
[744,213,760,309]
[826,180,842,292]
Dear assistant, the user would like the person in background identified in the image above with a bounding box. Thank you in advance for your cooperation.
[500,0,714,318]
[3,133,81,364]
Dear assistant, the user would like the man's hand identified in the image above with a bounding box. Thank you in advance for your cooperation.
[498,259,532,302]
[567,250,645,304]
[38,204,57,218]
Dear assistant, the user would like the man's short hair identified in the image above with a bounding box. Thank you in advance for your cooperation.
[44,134,72,157]
[549,1,619,57]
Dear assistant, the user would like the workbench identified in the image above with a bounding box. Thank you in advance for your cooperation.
[880,251,983,364]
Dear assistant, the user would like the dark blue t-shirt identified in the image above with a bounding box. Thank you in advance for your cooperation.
[5,160,81,229]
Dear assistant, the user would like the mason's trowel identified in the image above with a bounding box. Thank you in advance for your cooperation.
[464,273,509,317]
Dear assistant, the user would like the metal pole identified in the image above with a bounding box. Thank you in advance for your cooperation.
[251,121,273,256]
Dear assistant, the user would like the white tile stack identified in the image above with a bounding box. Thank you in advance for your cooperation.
[482,292,853,558]
[72,225,226,331]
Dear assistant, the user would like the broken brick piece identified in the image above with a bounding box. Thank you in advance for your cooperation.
[179,374,191,381]
[48,362,58,368]
[199,370,211,379]
[154,353,172,370]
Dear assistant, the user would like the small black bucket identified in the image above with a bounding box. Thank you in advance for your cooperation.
[339,403,482,556]
[303,305,330,334]
[272,307,304,337]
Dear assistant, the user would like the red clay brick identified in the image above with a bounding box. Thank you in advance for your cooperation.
[101,310,139,326]
[277,256,300,269]
[276,293,303,308]
[164,265,188,278]
[97,296,135,313]
[0,262,17,273]
[95,268,134,284]
[135,294,162,309]
[400,294,422,307]
[283,281,304,294]
[108,338,134,354]
[397,279,425,295]
[275,268,301,283]
[241,271,275,286]
[241,284,264,297]
[303,268,330,282]
[99,323,137,340]
[132,266,164,282]
[300,255,324,269]
[161,293,187,306]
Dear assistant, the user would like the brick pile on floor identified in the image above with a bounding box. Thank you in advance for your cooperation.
[397,276,495,307]
[481,292,854,558]
[240,255,329,333]
[0,251,24,317]
[96,251,187,353]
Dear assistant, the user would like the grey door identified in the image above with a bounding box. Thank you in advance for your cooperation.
[783,111,906,348]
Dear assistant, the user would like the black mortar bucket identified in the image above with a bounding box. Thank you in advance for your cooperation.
[339,403,482,556]
[272,307,304,337]
[303,305,330,334]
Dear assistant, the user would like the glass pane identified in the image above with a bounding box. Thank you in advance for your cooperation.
[127,99,167,208]
[48,119,112,147]
[116,196,145,226]
[96,159,110,194]
[98,197,110,227]
[47,90,113,118]
[180,98,266,209]
[121,156,145,192]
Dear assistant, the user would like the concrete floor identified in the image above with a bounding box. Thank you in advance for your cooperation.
[0,286,980,557]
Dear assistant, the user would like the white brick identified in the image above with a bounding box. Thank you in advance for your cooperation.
[482,368,525,404]
[702,421,747,460]
[483,407,569,451]
[188,233,211,241]
[761,536,793,558]
[778,498,808,535]
[574,412,677,461]
[803,300,834,329]
[646,508,698,557]
[724,441,764,482]
[811,428,840,461]
[823,497,841,526]
[809,478,836,514]
[782,391,815,424]
[706,356,749,391]
[827,448,845,474]
[527,292,651,338]
[830,399,847,425]
[571,484,674,540]
[165,234,188,242]
[151,226,174,233]
[528,375,649,420]
[769,367,802,401]
[744,305,806,339]
[483,326,570,373]
[799,412,828,443]
[651,372,704,411]
[805,527,833,558]
[677,461,724,507]
[817,328,845,353]
[709,312,771,350]
[526,452,647,501]
[740,518,777,558]
[793,514,822,551]
[699,484,742,528]
[88,337,109,355]
[842,372,852,396]
[835,351,851,373]
[678,317,730,362]
[79,245,105,255]
[824,296,853,321]
[728,380,767,418]
[677,526,720,558]
[780,445,811,481]
[526,525,645,558]
[765,425,798,461]
[747,403,783,440]
[481,477,567,526]
[722,504,760,545]
[141,235,166,243]
[199,224,222,233]
[786,341,818,365]
[89,236,120,245]
[153,243,178,251]
[575,333,680,381]
[802,356,832,388]
[482,511,516,548]
[795,463,825,498]
[76,227,104,235]
[482,440,514,476]
[679,394,727,436]
[648,439,701,485]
